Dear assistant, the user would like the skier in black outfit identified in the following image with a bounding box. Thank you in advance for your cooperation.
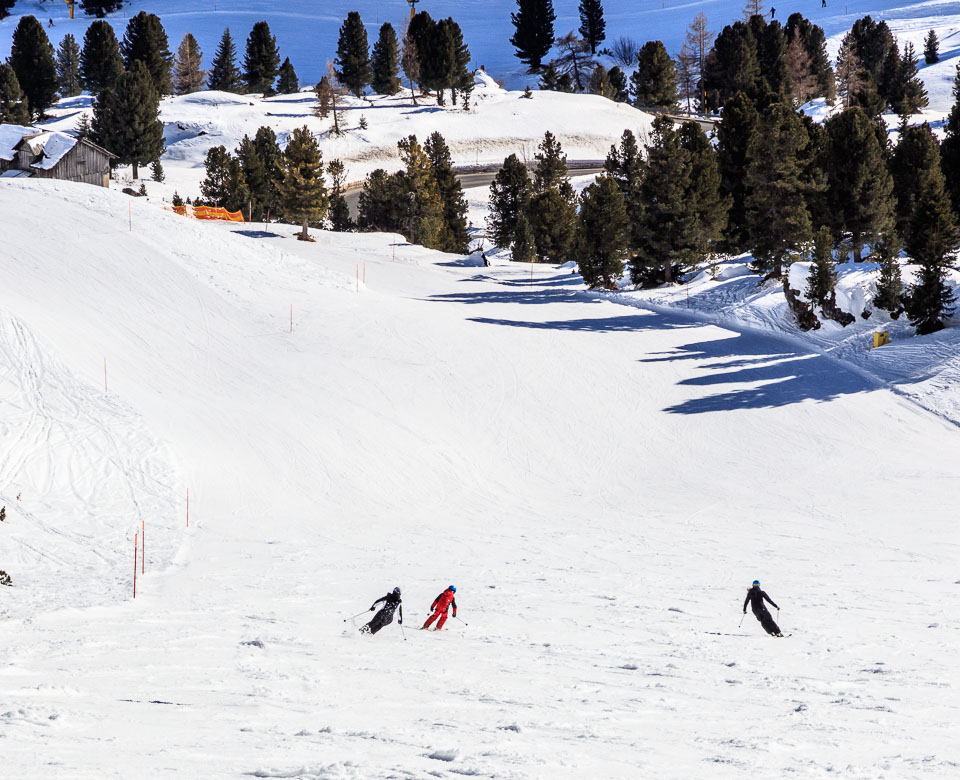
[743,580,783,636]
[360,587,403,635]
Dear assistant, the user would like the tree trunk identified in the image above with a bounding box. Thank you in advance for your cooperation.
[300,216,309,240]
[410,78,417,106]
[132,161,139,179]
[663,260,673,284]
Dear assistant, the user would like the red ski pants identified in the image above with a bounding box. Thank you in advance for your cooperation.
[422,609,450,630]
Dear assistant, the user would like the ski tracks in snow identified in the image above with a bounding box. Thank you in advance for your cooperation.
[0,313,182,617]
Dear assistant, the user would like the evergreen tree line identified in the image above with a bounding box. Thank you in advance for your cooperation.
[486,93,959,335]
[357,132,469,253]
[197,124,353,239]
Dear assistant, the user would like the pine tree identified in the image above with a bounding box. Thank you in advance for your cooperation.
[539,62,559,90]
[400,24,421,104]
[80,20,124,94]
[314,77,332,118]
[677,43,699,113]
[93,61,164,179]
[577,175,627,289]
[630,41,677,107]
[151,159,165,182]
[904,166,958,334]
[603,129,646,261]
[890,123,943,241]
[423,18,458,105]
[528,131,577,263]
[327,159,354,231]
[578,0,606,55]
[173,33,205,95]
[589,64,616,99]
[608,66,629,102]
[512,210,537,263]
[448,20,472,107]
[397,135,446,248]
[121,11,173,96]
[253,126,285,220]
[702,21,761,110]
[358,168,407,232]
[276,58,299,94]
[74,113,91,141]
[744,101,814,277]
[236,135,268,220]
[208,29,242,92]
[408,11,435,93]
[941,64,960,215]
[201,147,244,209]
[872,231,904,317]
[0,64,31,125]
[805,226,837,307]
[280,126,328,240]
[678,121,729,266]
[757,20,789,99]
[487,154,532,248]
[336,11,372,98]
[784,34,817,106]
[425,131,469,252]
[371,23,401,95]
[785,14,835,104]
[823,107,895,261]
[80,0,123,17]
[243,21,280,94]
[56,35,82,98]
[924,29,939,64]
[716,91,760,253]
[322,62,348,135]
[510,0,556,73]
[889,42,928,117]
[9,16,58,119]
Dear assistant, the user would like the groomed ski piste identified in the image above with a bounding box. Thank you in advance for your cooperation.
[2,174,959,778]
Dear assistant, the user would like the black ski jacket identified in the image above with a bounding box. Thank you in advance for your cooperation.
[743,586,778,614]
[371,591,403,623]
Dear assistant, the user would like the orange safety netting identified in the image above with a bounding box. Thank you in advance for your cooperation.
[166,204,245,222]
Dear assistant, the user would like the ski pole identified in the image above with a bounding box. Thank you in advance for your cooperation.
[455,616,469,627]
[343,610,369,622]
[738,612,746,628]
[399,622,407,641]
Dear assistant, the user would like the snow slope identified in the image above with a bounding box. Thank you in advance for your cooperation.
[1,179,959,777]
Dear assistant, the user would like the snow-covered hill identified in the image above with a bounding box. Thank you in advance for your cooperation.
[1,177,959,778]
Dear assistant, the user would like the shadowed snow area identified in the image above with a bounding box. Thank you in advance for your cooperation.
[1,179,958,777]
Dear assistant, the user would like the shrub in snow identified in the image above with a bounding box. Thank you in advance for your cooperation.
[0,505,5,521]
[0,570,11,586]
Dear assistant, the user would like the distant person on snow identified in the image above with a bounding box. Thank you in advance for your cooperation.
[360,587,403,635]
[422,585,457,630]
[743,580,783,637]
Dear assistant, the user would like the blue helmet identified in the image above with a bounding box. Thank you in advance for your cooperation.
[449,585,456,592]
[752,580,760,586]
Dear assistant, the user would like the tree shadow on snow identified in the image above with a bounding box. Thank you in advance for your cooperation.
[641,333,873,414]
[231,229,284,239]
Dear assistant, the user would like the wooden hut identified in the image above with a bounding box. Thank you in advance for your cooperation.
[0,126,115,187]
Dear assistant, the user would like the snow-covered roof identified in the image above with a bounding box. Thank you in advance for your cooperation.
[0,123,36,162]
[19,131,78,171]
[0,168,32,178]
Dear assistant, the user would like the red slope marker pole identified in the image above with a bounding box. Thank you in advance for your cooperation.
[133,533,138,599]
[141,520,145,574]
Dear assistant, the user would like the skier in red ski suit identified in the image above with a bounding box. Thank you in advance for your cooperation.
[422,586,457,630]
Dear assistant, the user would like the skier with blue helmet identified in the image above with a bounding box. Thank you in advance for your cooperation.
[743,580,783,637]
[422,585,457,630]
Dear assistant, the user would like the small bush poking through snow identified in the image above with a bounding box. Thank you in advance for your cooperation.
[0,570,11,586]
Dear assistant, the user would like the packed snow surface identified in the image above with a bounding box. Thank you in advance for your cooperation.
[1,179,959,778]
